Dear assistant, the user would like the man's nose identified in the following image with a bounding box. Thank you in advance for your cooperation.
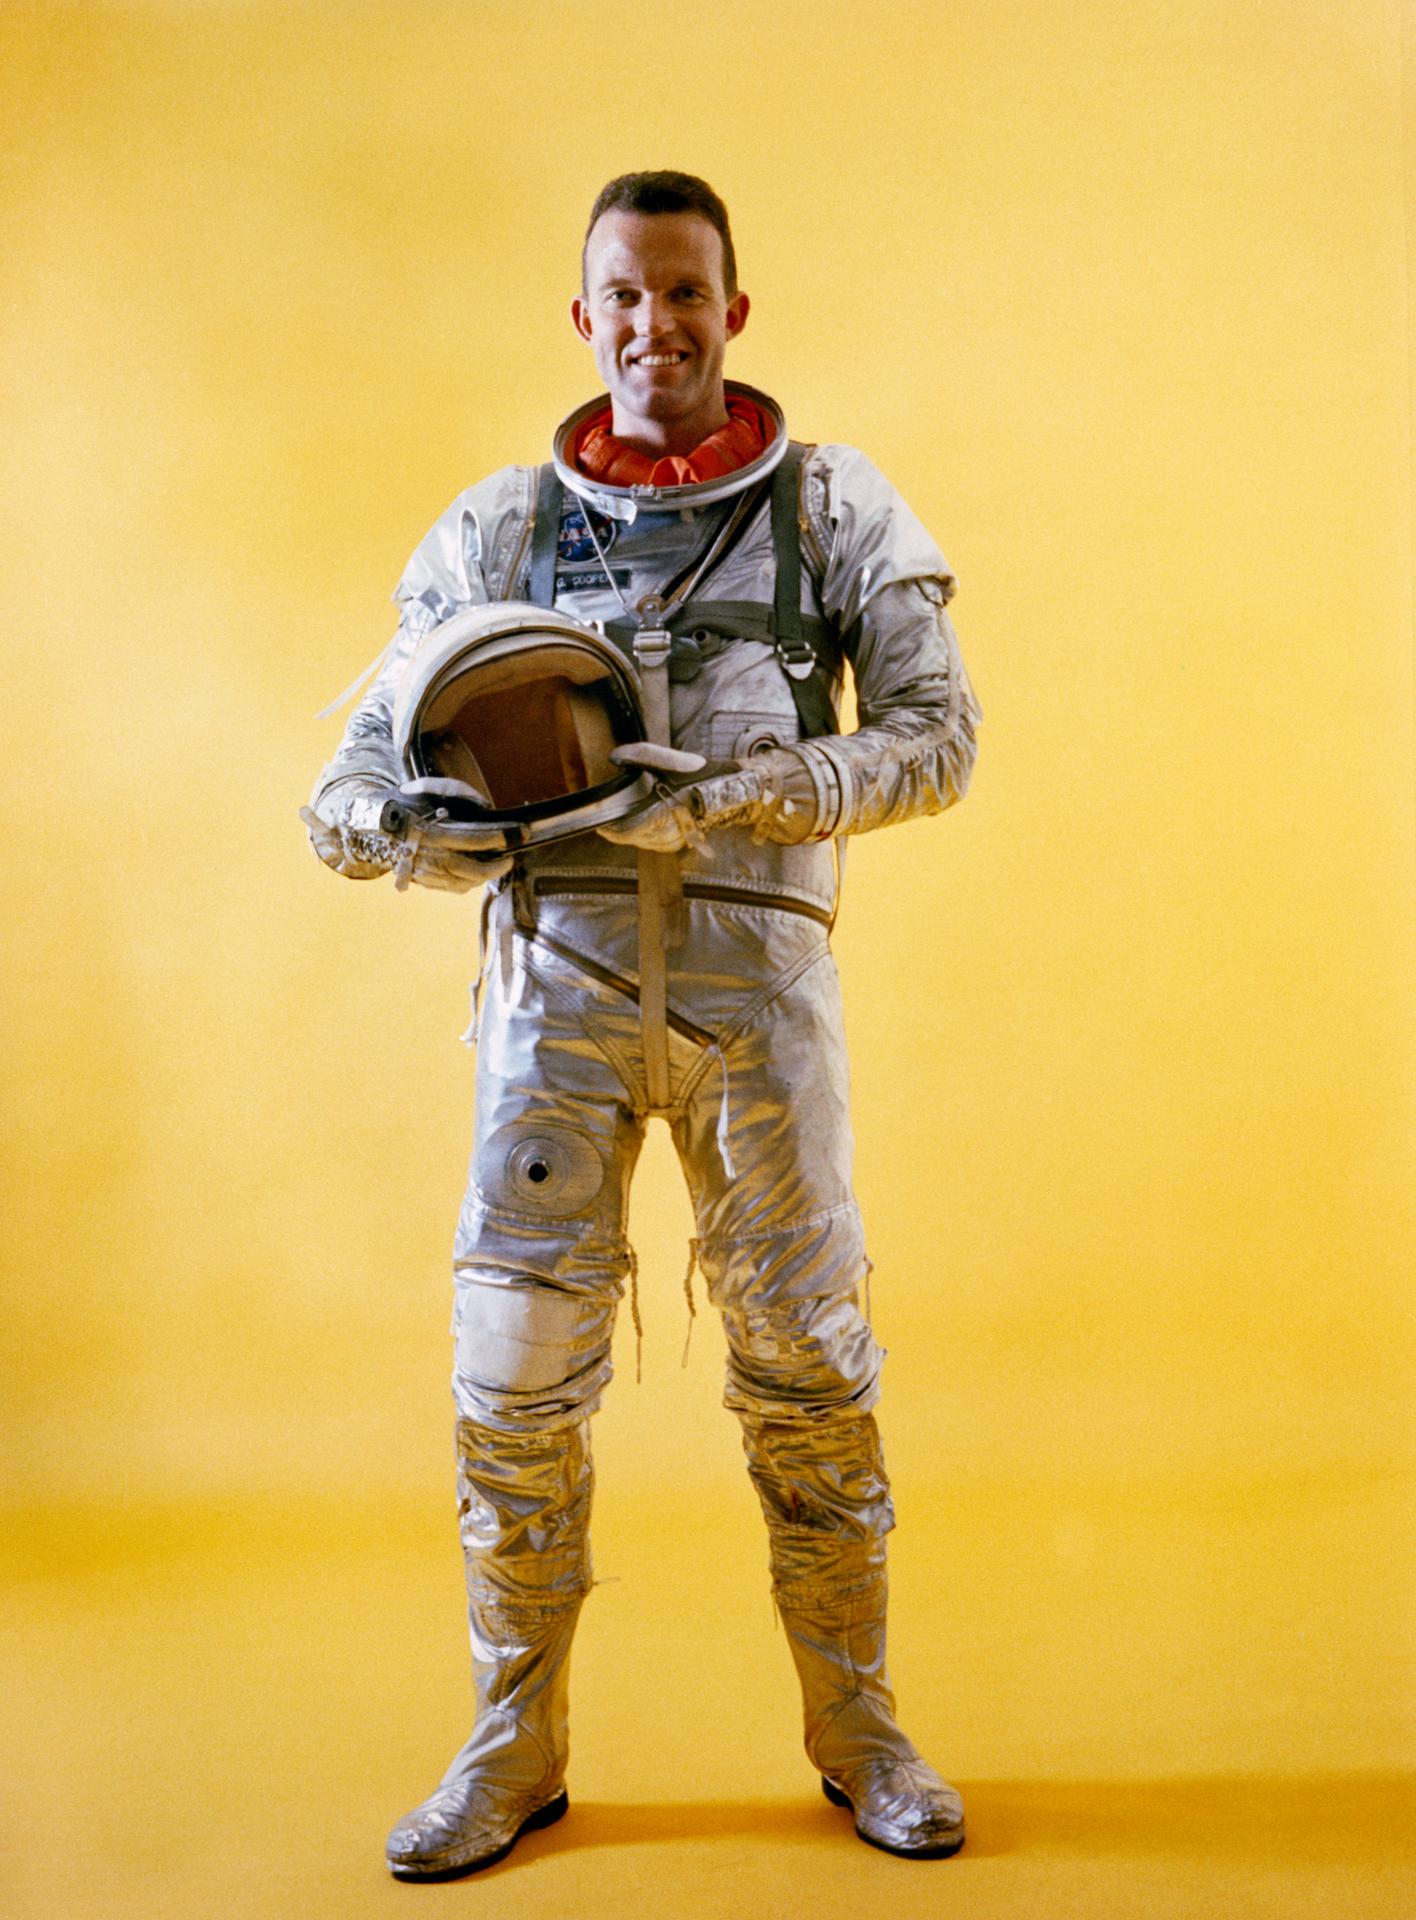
[634,296,673,336]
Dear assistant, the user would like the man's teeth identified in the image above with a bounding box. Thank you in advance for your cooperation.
[635,353,685,366]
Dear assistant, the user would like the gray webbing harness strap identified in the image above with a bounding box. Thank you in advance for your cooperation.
[770,444,838,740]
[527,462,562,609]
[528,445,838,738]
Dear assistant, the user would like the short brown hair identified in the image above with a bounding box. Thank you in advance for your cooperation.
[582,171,738,298]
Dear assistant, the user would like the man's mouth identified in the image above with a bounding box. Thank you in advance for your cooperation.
[631,351,688,368]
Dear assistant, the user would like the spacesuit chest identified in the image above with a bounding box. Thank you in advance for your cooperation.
[526,442,842,761]
[552,502,807,764]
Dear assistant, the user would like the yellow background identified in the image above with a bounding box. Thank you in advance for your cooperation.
[5,3,1413,1915]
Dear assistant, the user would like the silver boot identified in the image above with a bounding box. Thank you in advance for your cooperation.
[743,1413,966,1860]
[386,1417,591,1880]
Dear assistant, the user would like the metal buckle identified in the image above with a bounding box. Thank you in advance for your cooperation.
[634,595,673,668]
[634,626,672,668]
[776,639,817,682]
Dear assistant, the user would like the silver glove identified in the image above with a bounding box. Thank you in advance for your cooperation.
[301,778,509,893]
[596,748,822,854]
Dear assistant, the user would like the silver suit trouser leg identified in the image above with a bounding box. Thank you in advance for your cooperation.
[388,911,636,1880]
[449,895,645,1434]
[452,890,881,1433]
[385,1416,590,1879]
[741,1412,966,1859]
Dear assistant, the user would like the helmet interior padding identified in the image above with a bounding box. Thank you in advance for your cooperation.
[420,648,628,811]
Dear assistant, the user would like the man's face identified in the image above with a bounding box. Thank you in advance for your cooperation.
[572,210,750,455]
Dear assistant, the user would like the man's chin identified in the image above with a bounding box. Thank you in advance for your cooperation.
[616,378,696,416]
[638,393,695,422]
[608,396,705,437]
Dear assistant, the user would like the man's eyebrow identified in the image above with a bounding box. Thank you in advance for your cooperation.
[597,274,712,291]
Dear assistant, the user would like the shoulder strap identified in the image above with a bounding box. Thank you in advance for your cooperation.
[527,462,563,607]
[772,441,836,738]
[771,443,807,662]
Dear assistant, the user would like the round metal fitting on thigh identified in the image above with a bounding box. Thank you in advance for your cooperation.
[486,1125,604,1217]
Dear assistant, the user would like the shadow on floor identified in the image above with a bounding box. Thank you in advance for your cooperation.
[507,1773,1416,1868]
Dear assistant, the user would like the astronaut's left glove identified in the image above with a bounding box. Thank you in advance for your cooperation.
[300,777,510,892]
[597,747,824,854]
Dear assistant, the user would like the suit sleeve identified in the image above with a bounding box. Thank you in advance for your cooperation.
[792,445,982,839]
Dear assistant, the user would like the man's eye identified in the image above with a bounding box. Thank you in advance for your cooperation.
[606,290,636,305]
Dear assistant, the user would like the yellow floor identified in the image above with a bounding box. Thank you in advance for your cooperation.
[8,1478,1413,1920]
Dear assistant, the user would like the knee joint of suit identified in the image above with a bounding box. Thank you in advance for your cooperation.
[452,1267,615,1428]
[721,1290,882,1421]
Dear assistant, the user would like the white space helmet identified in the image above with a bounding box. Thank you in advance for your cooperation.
[389,602,656,853]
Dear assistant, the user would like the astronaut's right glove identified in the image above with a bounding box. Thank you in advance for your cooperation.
[301,777,509,893]
[596,747,827,854]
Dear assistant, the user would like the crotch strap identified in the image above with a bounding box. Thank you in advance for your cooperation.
[632,600,681,1111]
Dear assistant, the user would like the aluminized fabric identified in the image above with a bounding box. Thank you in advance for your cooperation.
[450,882,881,1432]
[310,387,980,1864]
[385,1416,589,1879]
[311,405,982,907]
[743,1412,967,1858]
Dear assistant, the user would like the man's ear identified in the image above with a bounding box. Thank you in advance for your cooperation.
[571,297,593,343]
[725,291,750,341]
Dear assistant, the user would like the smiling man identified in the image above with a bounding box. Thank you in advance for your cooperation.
[306,170,981,1879]
[572,201,750,457]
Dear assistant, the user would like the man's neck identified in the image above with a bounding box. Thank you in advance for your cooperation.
[607,400,730,458]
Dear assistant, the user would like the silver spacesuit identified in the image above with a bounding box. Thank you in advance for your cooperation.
[307,385,981,1874]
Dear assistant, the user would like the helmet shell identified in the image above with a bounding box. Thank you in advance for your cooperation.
[392,602,653,851]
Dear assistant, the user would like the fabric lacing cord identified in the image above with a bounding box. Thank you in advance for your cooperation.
[492,878,517,995]
[313,634,396,720]
[625,1242,706,1382]
[680,1239,700,1368]
[459,886,498,1047]
[626,1246,643,1385]
[579,508,624,616]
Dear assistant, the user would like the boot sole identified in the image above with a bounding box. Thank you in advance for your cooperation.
[821,1775,965,1859]
[388,1787,569,1882]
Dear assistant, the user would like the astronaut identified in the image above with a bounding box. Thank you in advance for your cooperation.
[304,172,981,1880]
